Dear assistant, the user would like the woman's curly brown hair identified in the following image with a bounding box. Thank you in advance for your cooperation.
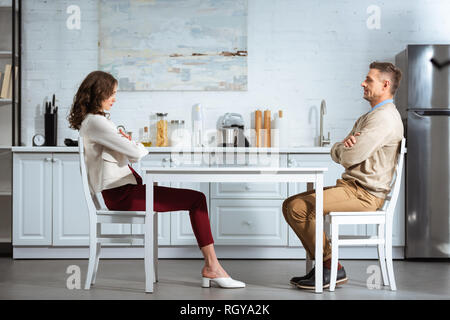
[68,71,118,130]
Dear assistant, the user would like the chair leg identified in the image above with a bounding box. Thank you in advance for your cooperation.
[84,238,97,290]
[329,221,339,291]
[153,212,158,283]
[91,242,102,285]
[377,224,389,286]
[385,221,397,290]
[385,234,397,291]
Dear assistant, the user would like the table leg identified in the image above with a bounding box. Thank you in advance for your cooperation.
[144,174,154,293]
[315,174,324,293]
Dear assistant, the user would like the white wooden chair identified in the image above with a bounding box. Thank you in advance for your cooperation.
[78,136,157,293]
[323,138,406,291]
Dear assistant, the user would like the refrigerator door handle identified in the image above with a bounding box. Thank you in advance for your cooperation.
[413,111,427,118]
[414,110,450,116]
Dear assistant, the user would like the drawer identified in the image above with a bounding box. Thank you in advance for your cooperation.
[171,152,209,167]
[211,182,287,199]
[210,199,287,246]
[139,153,171,169]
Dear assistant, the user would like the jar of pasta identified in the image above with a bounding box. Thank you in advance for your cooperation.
[156,113,168,147]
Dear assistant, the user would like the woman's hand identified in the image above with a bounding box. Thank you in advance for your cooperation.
[119,129,131,141]
[343,132,361,147]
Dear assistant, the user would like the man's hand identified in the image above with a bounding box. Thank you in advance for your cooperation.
[343,132,360,147]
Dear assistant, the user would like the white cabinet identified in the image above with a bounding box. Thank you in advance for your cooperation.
[13,153,90,246]
[13,152,92,246]
[13,153,53,245]
[12,149,405,258]
[52,153,90,245]
[210,199,287,245]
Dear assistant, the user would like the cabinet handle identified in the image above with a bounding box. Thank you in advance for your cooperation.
[45,157,52,162]
[244,184,251,191]
[52,158,59,163]
[243,220,252,226]
[171,158,180,167]
[288,159,298,167]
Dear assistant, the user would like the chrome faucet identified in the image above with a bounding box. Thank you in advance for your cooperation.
[319,99,331,147]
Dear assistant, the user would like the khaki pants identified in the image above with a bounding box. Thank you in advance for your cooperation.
[282,178,385,261]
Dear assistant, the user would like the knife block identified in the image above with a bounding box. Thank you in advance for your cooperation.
[45,113,57,146]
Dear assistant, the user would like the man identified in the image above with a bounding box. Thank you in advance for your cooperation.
[283,62,404,290]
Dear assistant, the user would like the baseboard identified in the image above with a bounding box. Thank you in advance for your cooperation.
[13,246,405,260]
[0,242,12,257]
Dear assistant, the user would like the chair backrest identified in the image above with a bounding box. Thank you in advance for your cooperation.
[79,136,103,220]
[379,138,406,220]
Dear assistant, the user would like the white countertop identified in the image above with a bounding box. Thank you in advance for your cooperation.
[11,146,332,153]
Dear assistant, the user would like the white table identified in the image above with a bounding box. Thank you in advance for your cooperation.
[142,167,328,293]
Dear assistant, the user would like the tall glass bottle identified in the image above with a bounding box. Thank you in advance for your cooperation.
[141,126,152,147]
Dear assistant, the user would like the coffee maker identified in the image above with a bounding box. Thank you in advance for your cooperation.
[217,113,250,147]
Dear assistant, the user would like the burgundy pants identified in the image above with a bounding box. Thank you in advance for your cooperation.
[101,165,214,248]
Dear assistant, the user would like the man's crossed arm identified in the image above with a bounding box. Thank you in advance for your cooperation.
[330,113,392,168]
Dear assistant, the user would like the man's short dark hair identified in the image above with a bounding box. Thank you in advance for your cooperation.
[369,61,403,95]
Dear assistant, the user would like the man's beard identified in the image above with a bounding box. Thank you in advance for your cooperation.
[363,92,371,102]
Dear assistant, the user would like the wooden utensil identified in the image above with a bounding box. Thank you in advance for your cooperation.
[255,110,262,147]
[264,110,271,147]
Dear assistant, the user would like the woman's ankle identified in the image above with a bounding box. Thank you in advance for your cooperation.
[202,264,229,278]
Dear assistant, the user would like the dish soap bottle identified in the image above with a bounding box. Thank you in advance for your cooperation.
[192,103,204,147]
[276,110,288,148]
[141,126,152,147]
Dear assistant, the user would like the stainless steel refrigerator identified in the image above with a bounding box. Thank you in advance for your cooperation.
[396,44,450,258]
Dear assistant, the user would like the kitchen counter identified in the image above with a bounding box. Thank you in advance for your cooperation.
[11,146,332,153]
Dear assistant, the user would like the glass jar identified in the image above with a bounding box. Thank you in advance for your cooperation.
[156,113,168,147]
[170,120,187,147]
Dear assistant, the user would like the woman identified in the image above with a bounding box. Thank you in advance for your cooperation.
[68,70,245,289]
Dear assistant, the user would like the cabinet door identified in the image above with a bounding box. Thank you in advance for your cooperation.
[52,153,90,246]
[170,153,210,245]
[210,199,287,245]
[13,153,52,245]
[286,154,365,247]
[132,153,171,245]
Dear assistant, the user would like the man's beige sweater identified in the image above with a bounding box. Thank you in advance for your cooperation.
[330,102,404,199]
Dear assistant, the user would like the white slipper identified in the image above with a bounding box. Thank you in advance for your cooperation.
[201,277,246,288]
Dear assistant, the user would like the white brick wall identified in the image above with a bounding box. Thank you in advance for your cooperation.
[21,0,450,146]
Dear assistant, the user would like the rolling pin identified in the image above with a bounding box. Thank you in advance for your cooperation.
[264,110,271,147]
[255,110,262,147]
